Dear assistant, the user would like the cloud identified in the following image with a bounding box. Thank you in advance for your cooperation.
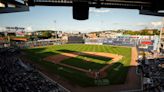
[112,21,163,29]
[0,27,5,32]
[89,8,111,13]
[25,26,33,32]
[150,21,163,27]
[133,21,163,29]
[135,22,148,26]
[112,22,147,26]
[134,21,163,29]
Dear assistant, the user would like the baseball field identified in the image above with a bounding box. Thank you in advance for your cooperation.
[23,44,131,87]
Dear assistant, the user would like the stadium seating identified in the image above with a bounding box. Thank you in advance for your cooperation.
[137,58,164,92]
[0,48,69,92]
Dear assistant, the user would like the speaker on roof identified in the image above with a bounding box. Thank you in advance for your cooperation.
[73,1,89,20]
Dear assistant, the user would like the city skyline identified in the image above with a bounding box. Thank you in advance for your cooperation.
[0,6,163,32]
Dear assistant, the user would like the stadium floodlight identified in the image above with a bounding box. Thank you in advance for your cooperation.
[73,0,89,20]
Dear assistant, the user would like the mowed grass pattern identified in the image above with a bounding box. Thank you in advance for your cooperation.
[24,44,131,86]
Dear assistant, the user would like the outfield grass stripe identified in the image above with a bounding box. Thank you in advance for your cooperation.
[97,45,101,52]
[87,45,92,51]
[90,45,94,52]
[102,45,106,52]
[104,45,111,53]
[77,44,83,51]
[96,45,99,52]
[86,45,90,51]
[83,45,88,51]
[91,45,94,52]
[88,45,92,51]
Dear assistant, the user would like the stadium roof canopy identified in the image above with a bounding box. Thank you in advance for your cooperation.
[1,0,164,20]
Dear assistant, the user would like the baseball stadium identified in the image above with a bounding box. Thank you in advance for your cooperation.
[1,0,164,92]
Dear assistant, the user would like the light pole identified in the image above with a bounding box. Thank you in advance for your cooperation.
[54,20,57,40]
[157,18,164,54]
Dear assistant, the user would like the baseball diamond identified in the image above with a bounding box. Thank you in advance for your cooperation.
[23,44,132,87]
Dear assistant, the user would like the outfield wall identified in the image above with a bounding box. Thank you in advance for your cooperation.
[85,35,159,51]
[85,38,137,47]
[85,38,104,45]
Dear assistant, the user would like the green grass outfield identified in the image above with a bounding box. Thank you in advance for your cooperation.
[23,44,131,86]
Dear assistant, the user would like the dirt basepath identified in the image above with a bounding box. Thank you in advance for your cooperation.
[43,52,80,64]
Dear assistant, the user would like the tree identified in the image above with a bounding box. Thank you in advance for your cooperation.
[123,29,160,35]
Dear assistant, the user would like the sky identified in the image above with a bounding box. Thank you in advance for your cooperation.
[0,6,163,33]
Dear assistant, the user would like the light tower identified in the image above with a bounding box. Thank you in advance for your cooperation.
[158,18,164,54]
